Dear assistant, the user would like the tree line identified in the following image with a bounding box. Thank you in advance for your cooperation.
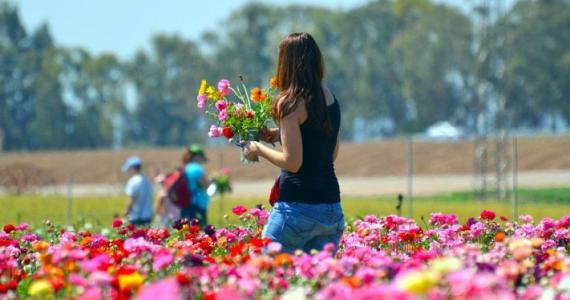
[1,0,569,151]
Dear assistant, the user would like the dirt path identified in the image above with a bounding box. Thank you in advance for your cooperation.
[17,169,568,198]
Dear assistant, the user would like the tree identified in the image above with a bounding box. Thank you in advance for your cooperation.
[127,34,209,146]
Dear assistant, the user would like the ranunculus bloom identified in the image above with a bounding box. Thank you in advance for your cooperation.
[118,272,144,292]
[222,126,234,139]
[217,79,231,96]
[480,210,496,221]
[138,278,180,300]
[196,94,207,109]
[218,109,228,121]
[251,87,262,102]
[231,205,248,216]
[16,223,29,231]
[112,218,123,228]
[215,100,228,112]
[3,224,15,233]
[208,125,223,138]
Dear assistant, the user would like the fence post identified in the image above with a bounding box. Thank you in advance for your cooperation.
[407,136,414,219]
[511,136,518,220]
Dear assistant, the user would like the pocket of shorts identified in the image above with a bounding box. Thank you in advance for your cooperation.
[262,210,286,241]
[285,213,317,235]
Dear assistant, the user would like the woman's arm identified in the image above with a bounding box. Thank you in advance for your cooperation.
[243,112,303,172]
[333,133,340,162]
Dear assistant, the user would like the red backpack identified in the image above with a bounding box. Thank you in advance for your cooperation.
[163,168,191,208]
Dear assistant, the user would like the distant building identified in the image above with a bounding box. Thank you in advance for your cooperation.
[425,121,465,140]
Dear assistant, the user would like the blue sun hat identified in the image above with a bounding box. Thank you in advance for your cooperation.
[121,156,142,172]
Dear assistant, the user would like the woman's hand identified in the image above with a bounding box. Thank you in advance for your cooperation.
[241,141,260,161]
[260,127,280,144]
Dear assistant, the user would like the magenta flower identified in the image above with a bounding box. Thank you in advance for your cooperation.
[215,100,228,112]
[217,79,231,96]
[152,249,173,272]
[218,109,229,121]
[208,125,223,138]
[231,205,248,216]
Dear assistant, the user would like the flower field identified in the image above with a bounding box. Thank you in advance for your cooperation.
[1,206,570,299]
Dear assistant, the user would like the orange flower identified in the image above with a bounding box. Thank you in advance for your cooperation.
[270,76,278,88]
[251,87,262,102]
[495,231,506,242]
[274,253,293,267]
[341,276,361,288]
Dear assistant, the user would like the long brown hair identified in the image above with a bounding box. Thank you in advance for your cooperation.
[271,32,331,135]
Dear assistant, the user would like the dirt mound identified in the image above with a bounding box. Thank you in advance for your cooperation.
[0,136,569,185]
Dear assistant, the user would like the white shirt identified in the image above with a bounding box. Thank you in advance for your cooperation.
[125,173,154,221]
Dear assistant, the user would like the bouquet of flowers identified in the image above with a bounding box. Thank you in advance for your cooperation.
[196,76,277,162]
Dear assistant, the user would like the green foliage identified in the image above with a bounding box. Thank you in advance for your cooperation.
[1,0,569,150]
[2,187,570,228]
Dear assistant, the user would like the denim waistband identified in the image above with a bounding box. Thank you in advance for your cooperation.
[273,201,343,222]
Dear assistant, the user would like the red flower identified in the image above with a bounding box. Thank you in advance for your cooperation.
[112,218,123,228]
[480,210,496,221]
[3,224,15,233]
[222,126,234,139]
[176,272,190,285]
[7,280,17,290]
[231,205,248,216]
[500,215,509,222]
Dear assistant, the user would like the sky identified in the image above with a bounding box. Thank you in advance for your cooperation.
[13,0,510,59]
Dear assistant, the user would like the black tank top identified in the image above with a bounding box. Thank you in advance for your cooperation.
[278,96,341,204]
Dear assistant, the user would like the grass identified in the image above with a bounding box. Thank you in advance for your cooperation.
[1,187,570,229]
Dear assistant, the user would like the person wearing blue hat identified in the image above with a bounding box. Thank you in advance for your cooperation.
[122,156,154,226]
[181,144,210,227]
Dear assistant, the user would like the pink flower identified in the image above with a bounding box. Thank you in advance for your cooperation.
[16,223,29,231]
[217,79,231,96]
[231,205,248,216]
[69,273,88,287]
[267,242,282,254]
[218,109,228,121]
[208,125,223,138]
[196,94,207,109]
[215,100,228,112]
[138,278,180,300]
[152,250,173,272]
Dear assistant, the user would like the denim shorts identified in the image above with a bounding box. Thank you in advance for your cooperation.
[262,201,345,253]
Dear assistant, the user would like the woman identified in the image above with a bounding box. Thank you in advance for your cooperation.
[242,32,344,254]
[182,144,210,227]
[154,173,180,227]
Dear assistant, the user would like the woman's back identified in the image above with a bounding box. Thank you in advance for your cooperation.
[279,91,340,204]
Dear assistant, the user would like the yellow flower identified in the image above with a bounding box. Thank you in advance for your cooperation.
[206,86,224,101]
[397,271,438,294]
[198,79,207,96]
[118,272,144,291]
[430,257,463,274]
[28,279,54,296]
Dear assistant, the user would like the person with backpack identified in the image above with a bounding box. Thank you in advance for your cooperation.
[182,144,210,227]
[154,173,180,227]
[121,156,154,227]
